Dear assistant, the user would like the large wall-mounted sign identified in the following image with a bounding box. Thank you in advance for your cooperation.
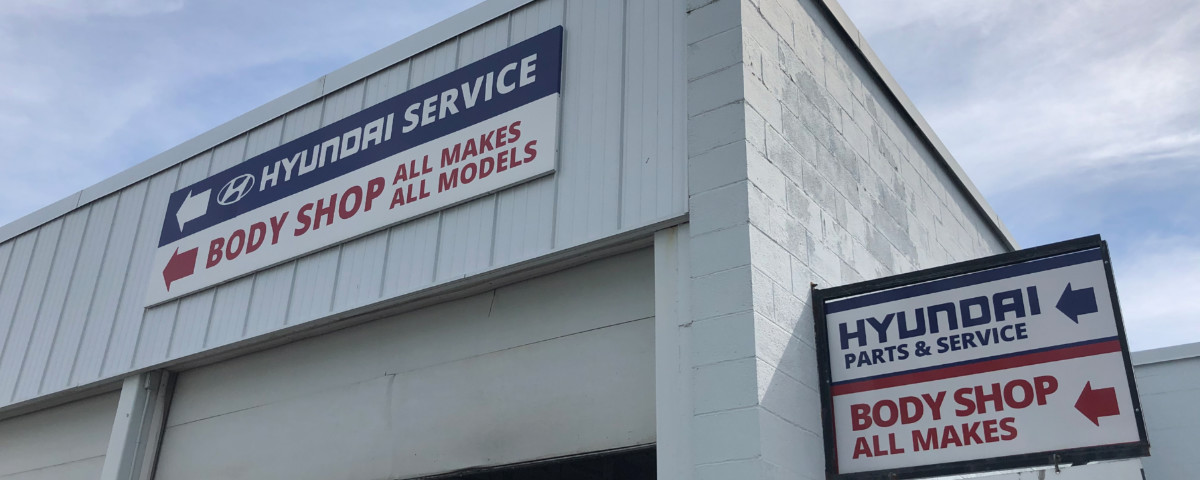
[813,236,1149,479]
[147,27,564,306]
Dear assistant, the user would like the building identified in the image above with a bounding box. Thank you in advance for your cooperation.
[1131,342,1200,479]
[0,0,1073,478]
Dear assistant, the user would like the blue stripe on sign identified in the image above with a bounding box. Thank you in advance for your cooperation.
[824,248,1103,314]
[157,26,564,248]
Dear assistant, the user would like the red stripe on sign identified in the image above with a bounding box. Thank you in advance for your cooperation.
[832,340,1122,396]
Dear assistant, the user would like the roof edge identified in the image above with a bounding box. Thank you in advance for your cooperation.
[815,0,1019,251]
[1131,341,1200,366]
[0,0,536,245]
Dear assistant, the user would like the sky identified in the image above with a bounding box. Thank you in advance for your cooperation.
[0,0,1195,350]
[838,0,1200,351]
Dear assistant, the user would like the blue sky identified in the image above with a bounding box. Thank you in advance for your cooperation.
[1,0,1195,350]
[839,0,1200,351]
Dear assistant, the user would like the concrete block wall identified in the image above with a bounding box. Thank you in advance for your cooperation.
[684,0,1011,477]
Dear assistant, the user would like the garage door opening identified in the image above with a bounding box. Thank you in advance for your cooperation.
[423,447,655,480]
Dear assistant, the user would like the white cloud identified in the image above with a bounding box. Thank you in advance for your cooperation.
[1112,236,1200,351]
[0,0,483,225]
[840,0,1200,351]
[0,0,184,18]
[841,0,1200,195]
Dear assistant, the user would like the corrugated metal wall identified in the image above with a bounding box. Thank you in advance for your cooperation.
[1134,355,1200,480]
[152,248,655,480]
[0,391,118,480]
[0,0,686,410]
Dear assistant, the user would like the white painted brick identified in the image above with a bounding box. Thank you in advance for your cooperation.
[687,0,741,44]
[690,181,748,236]
[689,102,747,156]
[692,312,756,366]
[751,265,776,320]
[849,237,879,280]
[692,265,753,320]
[822,58,854,112]
[691,227,750,277]
[764,125,804,183]
[694,357,759,414]
[747,184,803,253]
[843,209,869,247]
[759,409,824,479]
[761,57,790,100]
[749,226,791,288]
[693,408,761,465]
[784,181,822,236]
[740,3,779,67]
[756,0,796,49]
[754,314,818,387]
[756,359,822,436]
[865,227,896,271]
[744,71,782,130]
[761,460,807,480]
[689,28,742,80]
[803,235,840,287]
[747,148,787,205]
[843,121,871,162]
[682,0,1014,477]
[803,160,846,223]
[753,314,800,374]
[689,64,744,117]
[695,458,765,480]
[780,106,822,164]
[846,92,875,138]
[745,103,767,156]
[770,282,812,342]
[690,142,749,193]
[841,258,864,284]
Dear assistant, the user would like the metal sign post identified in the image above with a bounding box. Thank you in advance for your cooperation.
[813,235,1149,479]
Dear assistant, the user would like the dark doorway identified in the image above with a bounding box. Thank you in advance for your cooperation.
[423,446,655,480]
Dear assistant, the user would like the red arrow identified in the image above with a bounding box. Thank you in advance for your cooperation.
[1075,381,1120,426]
[163,247,198,291]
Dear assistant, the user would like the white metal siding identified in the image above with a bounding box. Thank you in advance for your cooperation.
[154,248,656,480]
[14,209,88,401]
[42,196,118,394]
[0,391,117,480]
[1134,357,1200,480]
[622,0,687,229]
[0,0,687,411]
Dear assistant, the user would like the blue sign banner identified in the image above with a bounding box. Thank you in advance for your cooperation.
[157,26,563,248]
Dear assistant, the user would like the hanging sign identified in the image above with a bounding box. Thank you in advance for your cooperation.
[146,27,564,306]
[813,236,1149,479]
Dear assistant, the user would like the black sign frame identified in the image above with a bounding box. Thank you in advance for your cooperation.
[812,235,1149,479]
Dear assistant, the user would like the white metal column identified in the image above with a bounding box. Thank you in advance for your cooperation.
[656,225,694,479]
[100,371,173,480]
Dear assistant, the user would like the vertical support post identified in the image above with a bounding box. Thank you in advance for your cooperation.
[100,371,173,480]
[655,225,694,479]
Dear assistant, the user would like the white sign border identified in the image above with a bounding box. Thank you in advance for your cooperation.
[812,236,1149,480]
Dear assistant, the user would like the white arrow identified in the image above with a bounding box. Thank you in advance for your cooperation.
[175,189,210,231]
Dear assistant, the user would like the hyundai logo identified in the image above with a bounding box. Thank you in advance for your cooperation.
[217,174,256,206]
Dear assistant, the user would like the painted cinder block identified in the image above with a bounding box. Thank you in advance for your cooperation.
[689,28,743,81]
[690,181,749,237]
[692,311,757,367]
[690,142,750,194]
[682,0,1013,477]
[689,102,749,157]
[694,357,759,414]
[692,407,762,465]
